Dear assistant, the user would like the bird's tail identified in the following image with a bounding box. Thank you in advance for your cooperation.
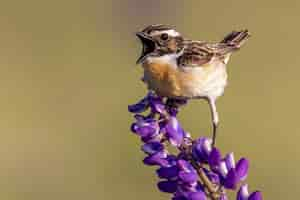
[221,29,251,49]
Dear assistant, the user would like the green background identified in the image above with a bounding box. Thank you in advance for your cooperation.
[0,0,298,199]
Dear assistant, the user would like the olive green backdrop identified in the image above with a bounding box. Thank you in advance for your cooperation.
[0,0,298,199]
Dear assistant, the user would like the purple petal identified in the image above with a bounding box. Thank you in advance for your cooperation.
[178,183,197,193]
[136,125,158,137]
[192,137,212,162]
[169,107,179,116]
[128,104,147,113]
[218,161,229,178]
[165,116,180,131]
[178,171,198,184]
[141,142,164,155]
[188,191,206,200]
[143,151,169,167]
[173,190,188,199]
[237,184,249,200]
[248,191,262,200]
[235,158,249,181]
[134,120,159,137]
[157,166,179,179]
[140,134,161,143]
[173,191,189,200]
[225,153,235,170]
[195,184,205,193]
[177,160,195,173]
[208,148,222,167]
[157,180,178,193]
[172,196,187,200]
[165,117,183,146]
[130,123,138,133]
[133,114,145,121]
[166,155,178,166]
[128,98,149,113]
[224,168,238,189]
[150,100,166,114]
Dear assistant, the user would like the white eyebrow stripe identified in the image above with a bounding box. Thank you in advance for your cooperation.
[151,29,180,37]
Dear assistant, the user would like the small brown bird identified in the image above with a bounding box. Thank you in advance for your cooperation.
[135,24,250,146]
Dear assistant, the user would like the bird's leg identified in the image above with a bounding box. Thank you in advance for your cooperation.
[208,98,219,147]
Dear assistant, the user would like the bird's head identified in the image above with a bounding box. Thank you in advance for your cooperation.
[136,24,184,64]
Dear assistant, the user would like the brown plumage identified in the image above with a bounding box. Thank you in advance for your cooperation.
[136,25,250,146]
[179,30,250,67]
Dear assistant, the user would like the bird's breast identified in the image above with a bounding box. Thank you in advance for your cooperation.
[142,61,182,97]
[142,60,228,99]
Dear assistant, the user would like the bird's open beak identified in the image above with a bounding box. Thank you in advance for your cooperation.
[136,32,156,64]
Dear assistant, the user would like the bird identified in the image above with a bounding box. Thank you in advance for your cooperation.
[135,24,250,146]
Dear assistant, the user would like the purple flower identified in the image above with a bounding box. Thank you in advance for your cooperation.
[178,171,198,184]
[166,155,178,166]
[129,94,262,200]
[237,184,262,200]
[177,160,196,173]
[173,184,206,200]
[215,153,249,190]
[143,151,169,167]
[192,137,212,162]
[248,192,263,200]
[165,116,184,146]
[157,166,179,179]
[235,158,249,181]
[225,153,235,170]
[142,142,164,155]
[208,147,222,168]
[188,191,206,200]
[149,97,166,114]
[223,168,239,189]
[237,184,249,200]
[158,180,178,193]
[131,118,159,138]
[128,96,149,113]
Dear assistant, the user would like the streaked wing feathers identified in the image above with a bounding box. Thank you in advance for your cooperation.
[178,41,235,67]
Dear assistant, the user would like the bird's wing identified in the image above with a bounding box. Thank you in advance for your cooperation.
[178,40,236,67]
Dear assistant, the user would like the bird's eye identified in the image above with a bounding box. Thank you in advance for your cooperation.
[160,33,169,41]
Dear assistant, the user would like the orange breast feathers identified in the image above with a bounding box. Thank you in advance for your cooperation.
[142,62,196,98]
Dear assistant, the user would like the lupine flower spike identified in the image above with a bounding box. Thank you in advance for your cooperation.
[129,92,262,200]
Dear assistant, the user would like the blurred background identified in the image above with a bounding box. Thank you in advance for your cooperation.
[0,0,299,199]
